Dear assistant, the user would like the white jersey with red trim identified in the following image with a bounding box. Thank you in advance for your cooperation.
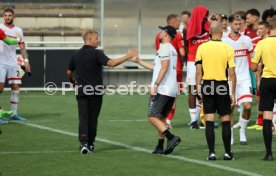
[222,34,253,83]
[0,23,24,66]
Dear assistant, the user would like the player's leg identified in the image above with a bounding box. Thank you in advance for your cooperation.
[229,106,235,145]
[0,65,11,124]
[186,62,199,129]
[8,65,26,121]
[77,96,90,154]
[148,94,181,155]
[87,95,103,152]
[217,82,233,160]
[259,78,275,160]
[153,117,166,154]
[237,83,253,145]
[202,81,217,160]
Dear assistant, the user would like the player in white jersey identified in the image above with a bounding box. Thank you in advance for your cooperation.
[131,26,181,155]
[222,15,253,145]
[0,8,30,121]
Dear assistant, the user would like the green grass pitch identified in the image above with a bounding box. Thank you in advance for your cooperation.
[0,91,275,176]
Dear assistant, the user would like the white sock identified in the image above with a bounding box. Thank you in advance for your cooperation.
[273,104,276,127]
[10,90,19,116]
[189,108,197,122]
[240,118,249,142]
[231,128,234,145]
[238,105,243,122]
[195,99,201,121]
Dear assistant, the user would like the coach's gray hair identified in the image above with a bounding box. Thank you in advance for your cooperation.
[82,29,97,42]
[210,21,222,35]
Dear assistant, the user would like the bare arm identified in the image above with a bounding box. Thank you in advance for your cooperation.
[19,43,31,72]
[228,67,236,106]
[250,62,258,72]
[106,50,138,67]
[129,56,154,70]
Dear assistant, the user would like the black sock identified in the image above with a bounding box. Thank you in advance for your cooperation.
[205,121,215,154]
[263,119,272,155]
[163,129,174,140]
[157,139,164,148]
[222,121,231,154]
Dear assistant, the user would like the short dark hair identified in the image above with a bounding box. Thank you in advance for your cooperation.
[167,14,178,24]
[262,7,275,22]
[3,8,14,15]
[235,11,246,20]
[246,8,260,18]
[181,11,191,17]
[269,16,276,30]
[259,21,270,28]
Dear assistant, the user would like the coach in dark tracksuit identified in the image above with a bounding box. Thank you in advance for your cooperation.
[67,29,137,154]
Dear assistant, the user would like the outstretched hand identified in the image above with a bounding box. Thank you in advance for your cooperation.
[129,56,140,63]
[127,49,138,59]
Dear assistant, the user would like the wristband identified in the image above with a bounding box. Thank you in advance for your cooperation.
[24,59,29,62]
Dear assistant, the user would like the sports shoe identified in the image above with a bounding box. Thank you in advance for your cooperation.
[255,125,263,131]
[233,121,241,129]
[247,124,261,130]
[163,136,181,155]
[0,119,9,124]
[263,153,273,161]
[88,144,95,153]
[224,152,234,160]
[207,153,216,160]
[80,144,90,154]
[0,109,13,118]
[10,114,26,121]
[190,121,199,129]
[152,146,163,154]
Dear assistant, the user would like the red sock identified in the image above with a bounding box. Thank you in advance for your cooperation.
[166,108,175,120]
[257,114,263,126]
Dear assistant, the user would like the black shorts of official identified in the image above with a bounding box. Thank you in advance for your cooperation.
[148,93,175,118]
[259,78,276,111]
[202,80,231,116]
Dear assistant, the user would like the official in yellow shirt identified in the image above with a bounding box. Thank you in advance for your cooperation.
[251,16,276,161]
[195,21,236,161]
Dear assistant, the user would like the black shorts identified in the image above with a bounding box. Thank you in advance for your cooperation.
[202,80,231,116]
[259,78,276,111]
[148,93,175,118]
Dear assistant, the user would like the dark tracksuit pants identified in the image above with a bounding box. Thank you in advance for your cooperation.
[77,95,103,145]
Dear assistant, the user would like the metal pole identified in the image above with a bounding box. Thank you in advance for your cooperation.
[137,0,142,54]
[100,0,104,49]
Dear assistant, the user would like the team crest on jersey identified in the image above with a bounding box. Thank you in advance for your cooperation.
[251,51,255,58]
[241,42,246,48]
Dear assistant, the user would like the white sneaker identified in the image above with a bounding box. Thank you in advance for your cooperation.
[233,121,241,129]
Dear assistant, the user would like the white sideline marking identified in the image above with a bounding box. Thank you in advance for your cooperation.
[108,119,147,122]
[14,122,263,176]
[0,151,76,155]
